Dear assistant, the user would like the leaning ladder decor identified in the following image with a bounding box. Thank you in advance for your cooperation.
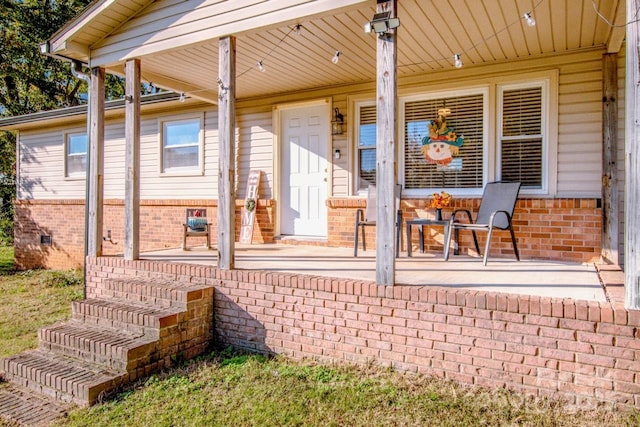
[240,170,261,244]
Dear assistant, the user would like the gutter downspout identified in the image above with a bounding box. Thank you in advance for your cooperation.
[39,41,93,296]
[70,60,91,299]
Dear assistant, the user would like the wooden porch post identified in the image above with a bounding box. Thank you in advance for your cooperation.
[602,53,619,265]
[124,58,141,260]
[87,67,105,257]
[375,0,398,286]
[218,36,236,269]
[625,0,640,309]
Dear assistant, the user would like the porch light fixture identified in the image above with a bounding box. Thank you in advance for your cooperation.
[453,54,463,69]
[331,108,344,135]
[523,12,536,27]
[364,11,400,37]
[332,51,341,64]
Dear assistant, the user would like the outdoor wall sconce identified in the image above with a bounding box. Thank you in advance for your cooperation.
[331,108,344,135]
[363,11,400,37]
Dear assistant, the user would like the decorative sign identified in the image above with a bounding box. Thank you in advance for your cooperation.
[421,107,464,166]
[240,170,261,244]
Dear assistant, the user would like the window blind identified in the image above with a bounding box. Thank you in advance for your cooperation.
[358,105,377,189]
[500,86,543,188]
[404,93,484,190]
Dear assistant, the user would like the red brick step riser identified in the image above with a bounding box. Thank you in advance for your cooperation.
[71,298,185,337]
[86,278,206,310]
[38,325,158,372]
[1,351,129,406]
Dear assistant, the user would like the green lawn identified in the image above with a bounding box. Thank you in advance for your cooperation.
[0,246,639,426]
[0,246,83,358]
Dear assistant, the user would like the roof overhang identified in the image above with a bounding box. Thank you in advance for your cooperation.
[0,92,190,131]
[31,0,630,106]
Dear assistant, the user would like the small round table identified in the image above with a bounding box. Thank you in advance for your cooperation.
[406,218,458,257]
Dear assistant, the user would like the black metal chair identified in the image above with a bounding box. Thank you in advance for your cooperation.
[354,184,402,257]
[444,181,520,265]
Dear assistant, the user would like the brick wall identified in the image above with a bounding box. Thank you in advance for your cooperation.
[86,256,640,408]
[15,196,600,270]
[329,198,601,263]
[14,199,275,270]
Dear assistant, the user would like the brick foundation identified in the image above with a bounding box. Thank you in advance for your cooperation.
[85,256,640,408]
[14,197,600,270]
[14,199,275,270]
[328,197,601,263]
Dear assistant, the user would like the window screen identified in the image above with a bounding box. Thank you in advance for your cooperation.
[66,133,87,177]
[404,93,484,189]
[500,86,543,188]
[162,118,201,173]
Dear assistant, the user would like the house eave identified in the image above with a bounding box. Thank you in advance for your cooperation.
[0,92,185,131]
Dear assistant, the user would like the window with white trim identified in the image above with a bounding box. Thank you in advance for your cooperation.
[355,102,376,192]
[354,77,552,195]
[160,116,203,174]
[65,133,87,178]
[498,83,545,190]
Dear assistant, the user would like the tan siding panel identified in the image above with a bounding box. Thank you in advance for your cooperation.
[18,127,88,200]
[556,54,603,195]
[103,123,125,199]
[237,107,273,199]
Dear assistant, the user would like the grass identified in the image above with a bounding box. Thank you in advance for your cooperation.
[58,352,640,427]
[0,246,639,426]
[0,246,83,358]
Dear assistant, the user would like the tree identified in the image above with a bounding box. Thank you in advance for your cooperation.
[0,0,124,243]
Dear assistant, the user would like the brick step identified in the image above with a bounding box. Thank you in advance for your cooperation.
[88,277,209,309]
[38,321,158,372]
[0,382,73,426]
[72,298,184,336]
[1,350,128,406]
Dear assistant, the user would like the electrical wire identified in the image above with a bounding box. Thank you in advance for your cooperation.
[592,0,640,28]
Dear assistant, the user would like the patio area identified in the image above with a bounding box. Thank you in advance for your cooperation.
[141,244,607,302]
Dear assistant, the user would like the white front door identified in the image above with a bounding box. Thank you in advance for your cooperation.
[281,104,328,237]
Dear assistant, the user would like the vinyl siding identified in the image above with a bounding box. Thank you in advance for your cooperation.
[556,55,603,196]
[89,0,368,66]
[235,106,272,199]
[18,124,86,200]
[17,49,615,203]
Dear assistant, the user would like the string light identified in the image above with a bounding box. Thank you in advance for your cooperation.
[401,0,545,70]
[190,0,552,91]
[179,92,185,102]
[523,12,536,27]
[453,54,463,69]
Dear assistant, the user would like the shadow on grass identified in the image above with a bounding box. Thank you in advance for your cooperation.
[0,246,14,275]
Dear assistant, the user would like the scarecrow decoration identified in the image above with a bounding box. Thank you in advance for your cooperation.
[421,107,464,165]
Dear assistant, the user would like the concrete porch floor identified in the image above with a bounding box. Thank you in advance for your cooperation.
[141,244,607,302]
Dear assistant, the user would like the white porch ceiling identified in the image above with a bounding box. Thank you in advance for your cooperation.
[67,0,627,103]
